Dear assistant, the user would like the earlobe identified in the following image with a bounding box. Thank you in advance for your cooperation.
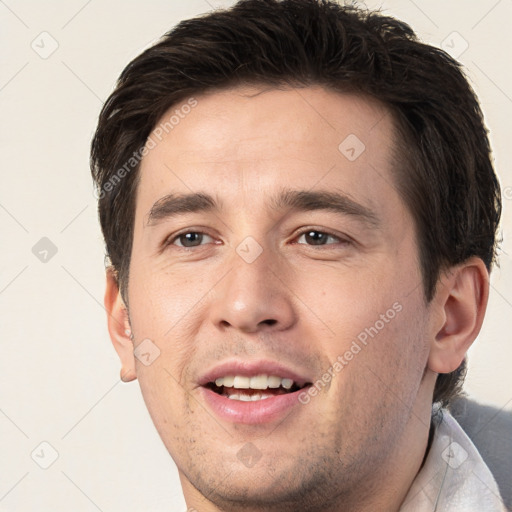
[428,258,489,375]
[104,268,137,382]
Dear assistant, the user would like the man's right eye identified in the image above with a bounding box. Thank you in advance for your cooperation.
[170,232,215,248]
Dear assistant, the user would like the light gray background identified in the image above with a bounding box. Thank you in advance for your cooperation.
[1,1,511,510]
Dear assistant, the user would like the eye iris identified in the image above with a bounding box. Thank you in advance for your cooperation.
[179,232,203,247]
[305,231,328,245]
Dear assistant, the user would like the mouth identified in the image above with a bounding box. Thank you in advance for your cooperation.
[205,374,307,401]
[198,360,313,424]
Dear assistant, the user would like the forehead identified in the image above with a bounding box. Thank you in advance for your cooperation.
[136,85,403,222]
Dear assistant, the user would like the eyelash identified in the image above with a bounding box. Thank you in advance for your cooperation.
[293,229,348,247]
[168,231,216,248]
[164,228,350,249]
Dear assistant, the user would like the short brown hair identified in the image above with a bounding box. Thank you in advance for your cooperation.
[90,0,501,406]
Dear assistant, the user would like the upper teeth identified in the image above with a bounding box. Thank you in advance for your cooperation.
[215,375,294,390]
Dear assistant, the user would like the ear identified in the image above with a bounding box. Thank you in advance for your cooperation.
[104,268,137,382]
[428,257,489,374]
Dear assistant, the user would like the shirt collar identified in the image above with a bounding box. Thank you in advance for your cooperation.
[400,408,506,511]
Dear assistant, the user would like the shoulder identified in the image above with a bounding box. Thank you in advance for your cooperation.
[450,397,512,511]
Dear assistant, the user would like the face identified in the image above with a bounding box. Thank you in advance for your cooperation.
[124,86,437,511]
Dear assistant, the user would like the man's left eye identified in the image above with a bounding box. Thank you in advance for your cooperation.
[172,232,215,247]
[296,230,343,246]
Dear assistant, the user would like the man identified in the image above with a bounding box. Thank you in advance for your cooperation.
[91,0,506,510]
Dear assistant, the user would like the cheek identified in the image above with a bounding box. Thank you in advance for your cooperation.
[136,364,194,465]
[291,261,410,347]
[127,265,209,414]
[299,259,428,401]
[128,256,211,340]
[337,296,428,410]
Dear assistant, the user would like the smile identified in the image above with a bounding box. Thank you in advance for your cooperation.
[199,361,313,424]
[206,374,304,401]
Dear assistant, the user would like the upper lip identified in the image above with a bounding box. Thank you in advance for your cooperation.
[197,359,313,388]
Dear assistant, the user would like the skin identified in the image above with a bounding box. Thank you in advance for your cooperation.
[105,86,489,511]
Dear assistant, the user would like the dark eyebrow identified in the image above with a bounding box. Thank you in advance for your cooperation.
[145,189,379,229]
[270,189,380,228]
[146,193,217,226]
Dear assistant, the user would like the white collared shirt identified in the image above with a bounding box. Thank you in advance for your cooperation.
[400,410,506,511]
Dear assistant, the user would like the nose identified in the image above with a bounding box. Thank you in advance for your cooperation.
[210,246,297,334]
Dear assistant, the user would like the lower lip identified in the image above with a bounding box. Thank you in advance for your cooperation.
[200,387,308,424]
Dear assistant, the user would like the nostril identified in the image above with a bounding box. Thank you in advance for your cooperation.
[217,317,280,331]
